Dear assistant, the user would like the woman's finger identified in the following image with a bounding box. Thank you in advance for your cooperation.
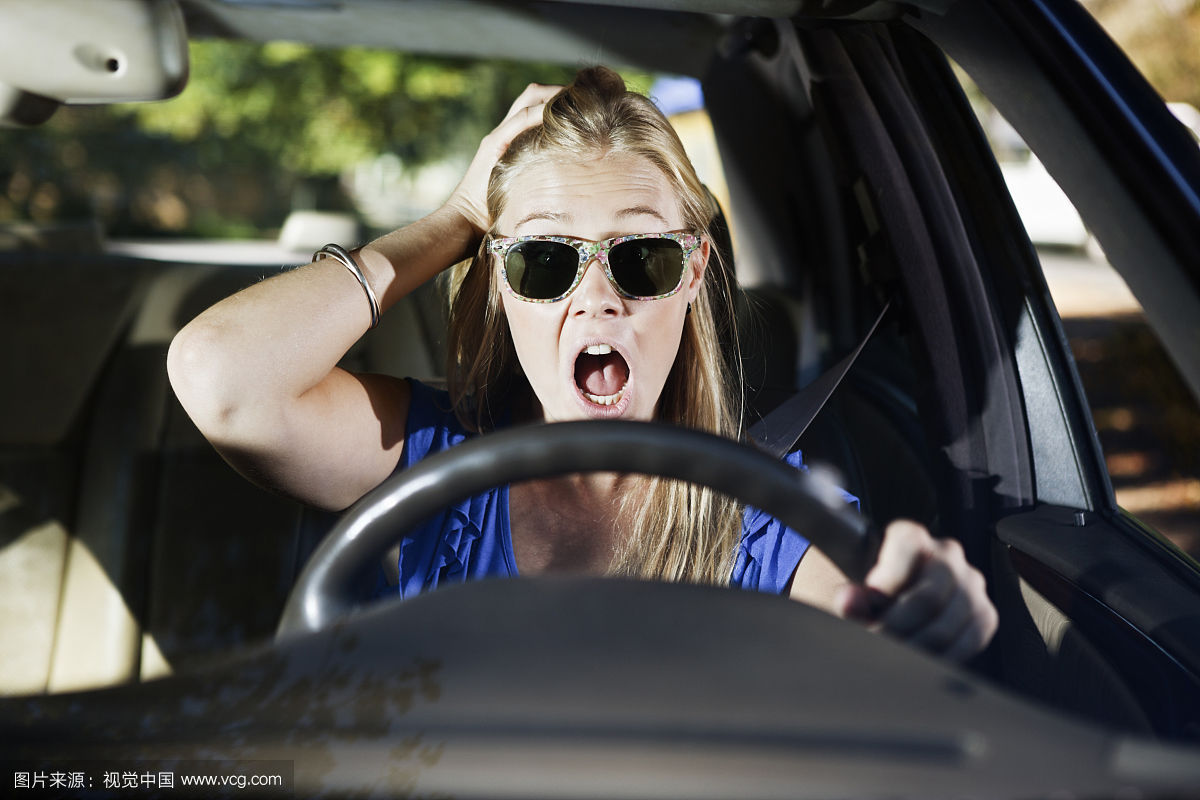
[493,84,563,144]
[887,539,996,661]
[903,584,974,653]
[502,83,563,122]
[941,597,999,663]
[862,519,932,597]
[475,86,562,176]
[485,98,552,156]
[443,84,562,235]
[877,561,956,637]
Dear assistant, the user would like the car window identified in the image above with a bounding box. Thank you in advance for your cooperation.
[956,68,1200,564]
[0,42,730,262]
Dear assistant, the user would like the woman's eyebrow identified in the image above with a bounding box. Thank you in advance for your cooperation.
[617,206,670,226]
[514,210,570,228]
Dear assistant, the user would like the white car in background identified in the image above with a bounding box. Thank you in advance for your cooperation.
[1003,101,1200,252]
[1002,152,1092,250]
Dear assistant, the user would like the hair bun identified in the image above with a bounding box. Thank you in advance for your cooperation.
[570,65,627,99]
[548,66,628,121]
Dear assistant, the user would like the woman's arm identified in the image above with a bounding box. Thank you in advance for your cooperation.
[168,83,561,511]
[167,207,473,511]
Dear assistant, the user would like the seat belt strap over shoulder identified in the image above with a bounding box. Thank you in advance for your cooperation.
[749,300,891,459]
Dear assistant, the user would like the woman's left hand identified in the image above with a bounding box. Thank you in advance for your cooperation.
[833,520,999,662]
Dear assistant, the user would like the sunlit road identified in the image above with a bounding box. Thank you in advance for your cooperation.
[1038,246,1142,319]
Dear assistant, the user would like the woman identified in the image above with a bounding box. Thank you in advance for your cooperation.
[169,67,997,662]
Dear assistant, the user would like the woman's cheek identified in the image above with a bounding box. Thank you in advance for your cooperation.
[503,298,564,414]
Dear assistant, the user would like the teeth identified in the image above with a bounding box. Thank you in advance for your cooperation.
[584,389,624,406]
[579,344,623,406]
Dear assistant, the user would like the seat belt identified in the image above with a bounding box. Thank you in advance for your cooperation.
[749,300,891,459]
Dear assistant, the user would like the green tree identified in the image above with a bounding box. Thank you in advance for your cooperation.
[1,40,651,237]
[126,41,588,175]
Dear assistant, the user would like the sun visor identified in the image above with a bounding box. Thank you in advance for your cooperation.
[0,0,188,126]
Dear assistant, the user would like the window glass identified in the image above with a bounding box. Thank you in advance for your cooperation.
[652,76,738,263]
[958,68,1200,562]
[0,46,727,267]
[1082,0,1200,140]
[0,42,658,262]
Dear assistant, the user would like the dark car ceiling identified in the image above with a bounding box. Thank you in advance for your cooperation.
[178,0,951,74]
[179,0,719,75]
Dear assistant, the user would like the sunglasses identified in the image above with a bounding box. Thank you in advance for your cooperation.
[488,232,702,303]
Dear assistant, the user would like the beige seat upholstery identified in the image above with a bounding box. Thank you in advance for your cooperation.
[1,252,448,695]
[0,488,70,695]
[0,254,152,694]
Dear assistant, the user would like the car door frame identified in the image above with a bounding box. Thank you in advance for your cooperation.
[907,0,1200,739]
[703,1,1200,740]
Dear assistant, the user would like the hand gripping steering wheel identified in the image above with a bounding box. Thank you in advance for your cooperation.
[277,421,881,639]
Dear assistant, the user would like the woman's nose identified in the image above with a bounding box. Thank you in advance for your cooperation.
[569,258,622,316]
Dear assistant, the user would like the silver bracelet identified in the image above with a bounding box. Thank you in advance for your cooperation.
[313,243,380,329]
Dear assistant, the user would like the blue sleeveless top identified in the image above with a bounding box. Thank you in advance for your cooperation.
[392,380,856,600]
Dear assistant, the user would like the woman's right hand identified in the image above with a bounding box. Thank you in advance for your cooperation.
[444,82,563,237]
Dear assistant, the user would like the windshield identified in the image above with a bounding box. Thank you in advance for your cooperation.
[3,5,1200,798]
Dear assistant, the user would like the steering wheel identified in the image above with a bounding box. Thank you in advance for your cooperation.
[277,421,881,638]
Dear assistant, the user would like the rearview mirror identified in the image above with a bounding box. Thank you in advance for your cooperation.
[0,0,188,126]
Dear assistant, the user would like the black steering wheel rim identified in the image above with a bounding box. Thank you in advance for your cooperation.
[277,421,880,639]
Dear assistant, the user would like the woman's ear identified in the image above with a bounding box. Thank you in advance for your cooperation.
[685,238,710,303]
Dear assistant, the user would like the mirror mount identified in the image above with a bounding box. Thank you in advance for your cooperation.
[0,85,59,127]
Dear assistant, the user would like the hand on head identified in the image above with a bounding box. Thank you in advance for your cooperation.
[835,520,998,662]
[445,83,563,237]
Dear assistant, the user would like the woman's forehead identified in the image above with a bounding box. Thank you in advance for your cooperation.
[498,152,684,235]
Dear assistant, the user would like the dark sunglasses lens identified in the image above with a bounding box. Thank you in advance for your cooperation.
[609,238,686,297]
[506,240,579,299]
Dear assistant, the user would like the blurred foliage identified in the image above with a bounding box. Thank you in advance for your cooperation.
[0,40,650,237]
[126,41,584,175]
[1070,319,1200,477]
[1085,0,1200,108]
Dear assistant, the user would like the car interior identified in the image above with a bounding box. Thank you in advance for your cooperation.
[2,0,1200,772]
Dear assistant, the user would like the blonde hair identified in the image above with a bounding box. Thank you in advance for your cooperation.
[445,66,743,585]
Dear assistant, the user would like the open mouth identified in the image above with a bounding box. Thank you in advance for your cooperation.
[574,344,630,406]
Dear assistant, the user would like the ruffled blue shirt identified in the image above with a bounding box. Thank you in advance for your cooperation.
[393,380,855,599]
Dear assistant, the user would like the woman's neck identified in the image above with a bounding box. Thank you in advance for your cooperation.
[508,472,636,576]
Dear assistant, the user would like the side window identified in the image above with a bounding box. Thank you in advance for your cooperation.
[959,76,1200,563]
